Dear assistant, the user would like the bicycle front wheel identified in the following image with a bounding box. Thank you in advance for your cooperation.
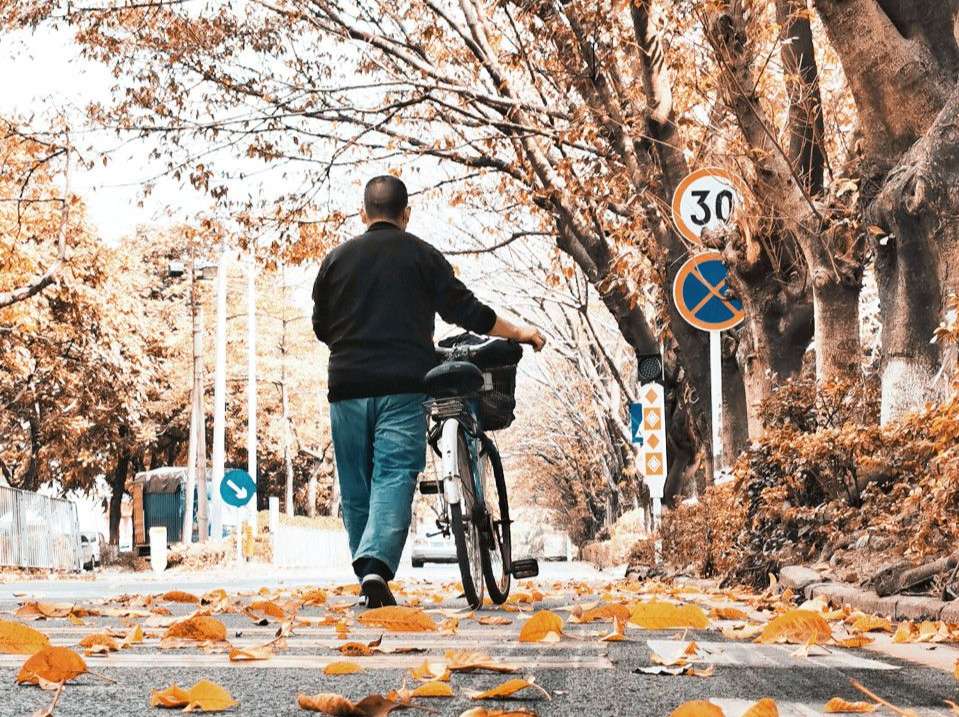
[479,436,511,604]
[450,433,484,609]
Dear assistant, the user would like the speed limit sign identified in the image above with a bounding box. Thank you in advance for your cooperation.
[671,168,748,245]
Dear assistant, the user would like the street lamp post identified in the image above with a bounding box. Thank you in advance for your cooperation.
[211,235,229,541]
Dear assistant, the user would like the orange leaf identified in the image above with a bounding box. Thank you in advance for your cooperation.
[324,661,363,675]
[229,646,273,662]
[338,642,377,657]
[755,610,832,645]
[152,683,192,708]
[477,616,512,626]
[184,679,239,712]
[573,604,632,624]
[78,634,119,651]
[669,700,725,717]
[0,619,50,655]
[836,637,873,648]
[518,611,563,643]
[445,650,518,674]
[164,616,227,642]
[471,677,551,702]
[630,602,709,630]
[296,693,405,715]
[161,591,200,604]
[457,710,541,717]
[357,607,437,632]
[708,607,750,621]
[121,625,144,648]
[411,682,453,698]
[741,698,779,717]
[850,616,893,634]
[409,659,451,682]
[824,698,879,713]
[16,646,87,685]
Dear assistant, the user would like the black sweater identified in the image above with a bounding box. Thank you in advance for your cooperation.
[311,222,497,402]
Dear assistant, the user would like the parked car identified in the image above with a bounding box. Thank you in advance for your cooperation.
[410,525,457,568]
[80,532,104,570]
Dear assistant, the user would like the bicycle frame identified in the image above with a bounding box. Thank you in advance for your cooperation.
[428,397,487,515]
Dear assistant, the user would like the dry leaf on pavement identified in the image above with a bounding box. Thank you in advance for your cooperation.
[756,610,832,645]
[471,677,551,702]
[517,611,563,643]
[477,616,512,626]
[741,698,779,717]
[325,661,363,675]
[0,619,51,655]
[458,709,539,717]
[569,604,632,624]
[163,616,228,643]
[358,607,437,633]
[151,679,238,712]
[228,645,274,662]
[668,700,725,717]
[409,659,451,682]
[161,591,200,604]
[824,697,879,713]
[297,693,407,716]
[16,647,88,686]
[410,682,453,698]
[630,602,709,630]
[444,650,518,674]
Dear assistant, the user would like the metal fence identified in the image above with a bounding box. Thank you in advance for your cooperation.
[0,486,83,571]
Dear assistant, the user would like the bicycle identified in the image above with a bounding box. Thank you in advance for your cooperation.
[417,333,539,609]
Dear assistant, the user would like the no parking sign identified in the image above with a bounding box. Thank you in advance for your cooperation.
[672,251,744,331]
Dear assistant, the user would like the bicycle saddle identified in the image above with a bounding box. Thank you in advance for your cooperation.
[423,361,484,398]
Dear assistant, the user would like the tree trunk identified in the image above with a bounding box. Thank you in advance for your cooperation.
[108,453,130,546]
[813,281,863,383]
[868,84,959,421]
[721,336,749,462]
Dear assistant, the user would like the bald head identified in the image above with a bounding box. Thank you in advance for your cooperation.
[362,175,410,228]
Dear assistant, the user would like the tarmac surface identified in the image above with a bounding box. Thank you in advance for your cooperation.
[2,562,958,717]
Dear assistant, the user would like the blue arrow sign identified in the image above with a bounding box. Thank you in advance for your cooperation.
[629,403,644,445]
[220,469,255,508]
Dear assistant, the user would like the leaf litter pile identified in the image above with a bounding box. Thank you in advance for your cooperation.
[1,576,958,716]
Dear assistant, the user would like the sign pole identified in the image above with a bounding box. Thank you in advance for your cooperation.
[709,330,723,483]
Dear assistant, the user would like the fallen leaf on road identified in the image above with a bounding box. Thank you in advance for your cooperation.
[721,623,764,640]
[569,604,632,624]
[755,611,832,645]
[850,679,919,717]
[161,591,200,604]
[164,616,228,643]
[339,637,383,657]
[301,589,328,606]
[358,607,437,633]
[410,682,453,698]
[445,650,519,674]
[249,600,287,619]
[296,693,405,715]
[471,677,551,702]
[0,619,50,654]
[78,634,119,652]
[850,616,893,634]
[121,625,144,648]
[325,661,363,675]
[477,616,512,626]
[15,602,83,620]
[630,602,709,630]
[458,710,539,717]
[836,637,873,648]
[152,679,238,712]
[668,699,725,717]
[598,618,628,642]
[409,659,451,682]
[228,645,273,662]
[741,698,779,717]
[708,607,750,621]
[518,610,562,643]
[824,697,879,713]
[440,618,459,635]
[16,647,87,685]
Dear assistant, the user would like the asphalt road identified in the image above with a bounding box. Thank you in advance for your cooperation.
[2,562,958,717]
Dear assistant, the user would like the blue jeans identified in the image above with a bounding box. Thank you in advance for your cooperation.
[329,393,427,578]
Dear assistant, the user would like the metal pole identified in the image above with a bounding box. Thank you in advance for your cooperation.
[182,250,198,544]
[195,303,208,544]
[709,330,723,481]
[211,235,228,540]
[247,249,258,536]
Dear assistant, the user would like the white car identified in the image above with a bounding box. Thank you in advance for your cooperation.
[410,526,457,568]
[80,532,104,570]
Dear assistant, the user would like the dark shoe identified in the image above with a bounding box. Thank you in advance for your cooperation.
[360,574,396,608]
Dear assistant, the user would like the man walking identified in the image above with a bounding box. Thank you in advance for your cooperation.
[312,176,545,607]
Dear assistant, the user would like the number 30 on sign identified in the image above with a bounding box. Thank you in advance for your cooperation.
[671,168,748,245]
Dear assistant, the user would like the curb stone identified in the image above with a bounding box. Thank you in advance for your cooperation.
[779,565,949,622]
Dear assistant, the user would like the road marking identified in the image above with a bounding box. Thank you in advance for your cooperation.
[710,699,956,717]
[647,640,898,671]
[0,653,613,670]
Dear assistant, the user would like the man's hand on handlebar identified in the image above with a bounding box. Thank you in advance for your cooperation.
[490,315,547,352]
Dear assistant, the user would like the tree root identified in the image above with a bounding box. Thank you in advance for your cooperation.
[871,549,959,597]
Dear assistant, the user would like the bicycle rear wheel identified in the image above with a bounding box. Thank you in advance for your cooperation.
[478,436,511,604]
[450,433,484,609]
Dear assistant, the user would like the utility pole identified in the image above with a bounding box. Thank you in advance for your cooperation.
[195,306,209,543]
[211,235,228,540]
[280,262,294,517]
[182,247,200,543]
[247,248,258,535]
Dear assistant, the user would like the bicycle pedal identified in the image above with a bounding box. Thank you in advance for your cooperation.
[510,558,539,579]
[419,479,442,495]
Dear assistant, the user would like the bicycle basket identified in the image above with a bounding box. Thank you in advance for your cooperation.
[478,364,518,431]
